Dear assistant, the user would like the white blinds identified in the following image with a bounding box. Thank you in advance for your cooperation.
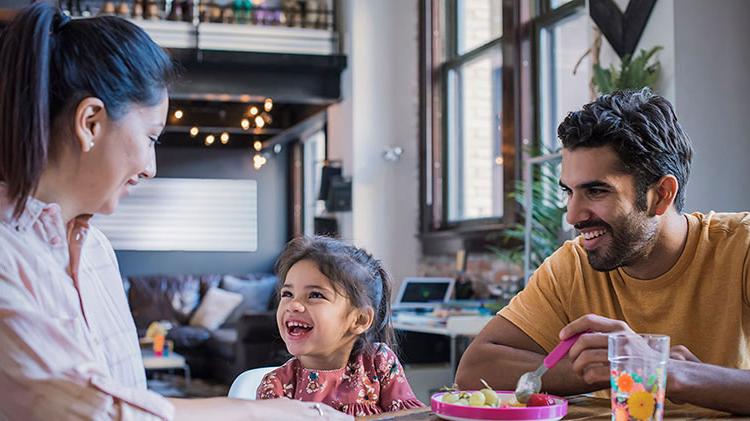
[92,178,258,252]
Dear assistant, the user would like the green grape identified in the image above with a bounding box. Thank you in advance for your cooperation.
[456,398,470,406]
[442,393,459,404]
[480,388,498,406]
[469,391,486,407]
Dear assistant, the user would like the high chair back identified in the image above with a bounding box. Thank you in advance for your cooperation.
[227,366,278,400]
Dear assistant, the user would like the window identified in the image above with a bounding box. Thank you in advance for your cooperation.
[538,6,591,150]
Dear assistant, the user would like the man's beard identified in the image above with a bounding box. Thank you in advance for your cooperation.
[579,211,659,272]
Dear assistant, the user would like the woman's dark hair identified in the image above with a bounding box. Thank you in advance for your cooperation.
[557,88,693,212]
[0,3,176,218]
[275,236,396,359]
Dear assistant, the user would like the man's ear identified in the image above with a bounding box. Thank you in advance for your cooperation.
[350,307,375,336]
[649,175,679,216]
[73,97,106,153]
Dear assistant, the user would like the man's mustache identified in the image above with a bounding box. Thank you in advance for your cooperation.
[574,220,611,231]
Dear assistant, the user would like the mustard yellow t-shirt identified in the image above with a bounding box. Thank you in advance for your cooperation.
[499,212,750,369]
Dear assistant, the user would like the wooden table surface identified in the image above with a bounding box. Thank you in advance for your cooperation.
[357,395,750,421]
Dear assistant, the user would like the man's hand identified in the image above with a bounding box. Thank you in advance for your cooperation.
[559,314,635,385]
[670,345,701,363]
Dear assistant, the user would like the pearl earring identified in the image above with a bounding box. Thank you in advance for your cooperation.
[89,141,95,148]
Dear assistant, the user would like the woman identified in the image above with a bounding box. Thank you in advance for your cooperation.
[0,4,349,420]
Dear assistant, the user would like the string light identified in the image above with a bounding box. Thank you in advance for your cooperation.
[255,116,265,128]
[264,98,273,112]
[204,134,215,146]
[174,110,184,120]
[241,118,250,130]
[249,106,259,116]
[253,153,267,170]
[189,127,199,137]
[220,132,230,144]
[253,140,263,151]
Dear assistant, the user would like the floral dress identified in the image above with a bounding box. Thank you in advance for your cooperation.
[256,343,425,416]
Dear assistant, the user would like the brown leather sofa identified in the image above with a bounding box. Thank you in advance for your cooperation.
[126,274,289,385]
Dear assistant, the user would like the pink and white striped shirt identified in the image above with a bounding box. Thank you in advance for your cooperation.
[0,185,174,420]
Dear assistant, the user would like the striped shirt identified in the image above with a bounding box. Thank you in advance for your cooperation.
[0,186,174,420]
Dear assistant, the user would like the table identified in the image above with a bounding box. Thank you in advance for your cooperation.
[142,349,191,387]
[357,395,750,420]
[393,314,494,378]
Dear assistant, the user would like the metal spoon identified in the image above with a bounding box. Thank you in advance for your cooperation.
[514,332,584,403]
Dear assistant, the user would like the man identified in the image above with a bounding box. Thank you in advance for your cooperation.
[456,89,750,414]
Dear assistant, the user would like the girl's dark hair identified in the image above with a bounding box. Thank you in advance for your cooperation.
[275,236,396,359]
[557,88,693,212]
[0,3,176,218]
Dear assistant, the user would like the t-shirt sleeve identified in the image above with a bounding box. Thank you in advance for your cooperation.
[498,241,577,352]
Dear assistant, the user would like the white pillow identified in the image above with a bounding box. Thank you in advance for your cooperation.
[189,287,243,330]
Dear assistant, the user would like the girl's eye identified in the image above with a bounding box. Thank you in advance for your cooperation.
[309,291,325,299]
[280,290,292,298]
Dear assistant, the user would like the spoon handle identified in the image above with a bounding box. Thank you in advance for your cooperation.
[543,332,584,369]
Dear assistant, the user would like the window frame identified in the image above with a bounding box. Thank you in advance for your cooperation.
[419,0,585,254]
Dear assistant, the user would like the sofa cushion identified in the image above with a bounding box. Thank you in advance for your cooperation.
[220,274,277,325]
[167,325,212,348]
[189,287,243,330]
[206,328,238,360]
[128,275,202,330]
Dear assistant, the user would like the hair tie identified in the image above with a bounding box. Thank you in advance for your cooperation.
[54,13,71,34]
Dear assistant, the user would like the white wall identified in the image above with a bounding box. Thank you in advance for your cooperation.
[327,0,420,284]
[673,0,750,213]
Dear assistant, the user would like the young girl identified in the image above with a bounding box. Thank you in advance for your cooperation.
[257,236,425,416]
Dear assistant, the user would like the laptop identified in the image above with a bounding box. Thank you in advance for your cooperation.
[392,277,455,310]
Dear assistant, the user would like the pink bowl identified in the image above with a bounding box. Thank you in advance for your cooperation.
[430,391,568,421]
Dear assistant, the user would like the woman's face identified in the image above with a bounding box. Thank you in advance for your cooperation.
[79,95,169,215]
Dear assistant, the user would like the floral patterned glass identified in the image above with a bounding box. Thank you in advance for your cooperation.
[608,334,670,421]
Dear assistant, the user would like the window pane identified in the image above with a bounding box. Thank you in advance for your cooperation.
[457,0,502,55]
[447,50,503,221]
[539,10,591,150]
[551,0,575,9]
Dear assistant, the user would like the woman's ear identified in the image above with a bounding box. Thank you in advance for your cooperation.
[73,97,106,153]
[350,307,375,336]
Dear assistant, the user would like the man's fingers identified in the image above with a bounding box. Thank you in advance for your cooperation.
[560,314,634,340]
[571,348,608,378]
[568,332,608,361]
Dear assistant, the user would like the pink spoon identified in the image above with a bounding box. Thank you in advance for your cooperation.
[514,332,584,403]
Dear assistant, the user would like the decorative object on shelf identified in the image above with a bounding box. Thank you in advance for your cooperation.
[382,146,403,162]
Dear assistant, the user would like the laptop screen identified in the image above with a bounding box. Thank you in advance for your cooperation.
[394,277,454,308]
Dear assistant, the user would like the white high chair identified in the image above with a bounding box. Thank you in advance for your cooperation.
[227,366,278,400]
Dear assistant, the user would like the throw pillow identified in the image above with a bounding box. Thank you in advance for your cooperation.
[221,274,278,325]
[189,287,243,331]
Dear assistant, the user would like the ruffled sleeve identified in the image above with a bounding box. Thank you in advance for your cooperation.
[372,344,425,412]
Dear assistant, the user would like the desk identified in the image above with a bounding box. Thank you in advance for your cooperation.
[357,395,749,420]
[393,314,494,379]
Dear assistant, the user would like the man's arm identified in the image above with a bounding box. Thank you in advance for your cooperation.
[455,315,607,394]
[562,314,750,415]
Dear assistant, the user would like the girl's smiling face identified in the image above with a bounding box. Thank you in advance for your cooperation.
[276,259,372,370]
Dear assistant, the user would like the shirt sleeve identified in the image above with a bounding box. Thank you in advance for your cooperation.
[0,265,174,421]
[498,241,577,352]
[374,345,425,412]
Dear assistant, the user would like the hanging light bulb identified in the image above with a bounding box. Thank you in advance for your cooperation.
[254,115,265,128]
[189,126,199,137]
[264,98,273,112]
[174,110,184,120]
[220,132,230,144]
[253,140,263,151]
[204,134,215,146]
[241,118,250,130]
[249,106,259,116]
